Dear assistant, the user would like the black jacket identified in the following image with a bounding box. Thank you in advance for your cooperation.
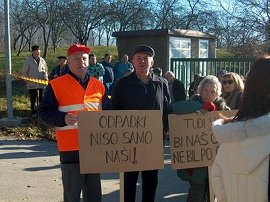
[112,72,171,131]
[48,64,70,80]
[112,72,170,110]
[172,79,186,102]
[101,60,114,83]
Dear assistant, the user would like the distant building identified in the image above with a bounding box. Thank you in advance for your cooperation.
[112,29,217,72]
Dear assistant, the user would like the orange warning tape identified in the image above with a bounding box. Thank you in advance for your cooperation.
[7,73,48,85]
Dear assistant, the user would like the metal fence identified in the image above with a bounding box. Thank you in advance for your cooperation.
[170,58,256,92]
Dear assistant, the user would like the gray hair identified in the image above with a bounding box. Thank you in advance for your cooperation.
[198,75,222,97]
[164,71,175,78]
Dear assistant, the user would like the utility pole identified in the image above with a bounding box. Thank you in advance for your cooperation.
[4,0,14,119]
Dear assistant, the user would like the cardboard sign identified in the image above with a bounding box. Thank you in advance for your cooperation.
[169,110,237,169]
[78,110,164,173]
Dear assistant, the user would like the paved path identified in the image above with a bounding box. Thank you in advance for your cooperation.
[0,139,188,202]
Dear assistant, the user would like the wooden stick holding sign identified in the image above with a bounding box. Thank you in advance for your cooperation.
[77,110,164,200]
[168,110,237,202]
[120,172,124,202]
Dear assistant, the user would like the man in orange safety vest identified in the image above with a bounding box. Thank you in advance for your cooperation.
[38,44,109,202]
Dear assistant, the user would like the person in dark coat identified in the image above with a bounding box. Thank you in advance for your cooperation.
[113,54,134,80]
[165,71,186,102]
[188,73,201,98]
[101,53,114,94]
[112,45,170,202]
[49,56,69,80]
[152,67,163,77]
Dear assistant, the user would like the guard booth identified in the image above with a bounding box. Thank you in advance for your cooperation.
[112,28,217,77]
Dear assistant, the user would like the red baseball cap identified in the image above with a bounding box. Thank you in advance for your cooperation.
[67,44,91,56]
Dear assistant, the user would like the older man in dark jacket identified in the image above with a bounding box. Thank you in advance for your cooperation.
[112,45,170,202]
[165,71,186,102]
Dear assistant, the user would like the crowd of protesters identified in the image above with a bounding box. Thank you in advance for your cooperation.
[19,44,270,202]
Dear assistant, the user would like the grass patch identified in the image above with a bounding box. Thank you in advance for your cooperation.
[0,46,118,139]
[0,46,118,73]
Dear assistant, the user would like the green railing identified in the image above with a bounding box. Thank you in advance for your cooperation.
[170,58,256,92]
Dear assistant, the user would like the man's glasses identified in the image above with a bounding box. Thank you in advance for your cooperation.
[222,80,234,85]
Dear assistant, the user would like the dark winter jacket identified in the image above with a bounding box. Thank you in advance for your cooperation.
[101,60,114,84]
[171,78,186,102]
[112,72,170,110]
[48,64,70,80]
[112,72,171,131]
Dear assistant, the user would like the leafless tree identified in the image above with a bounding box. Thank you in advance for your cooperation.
[102,18,117,46]
[151,0,176,28]
[6,0,270,57]
[235,0,270,42]
[216,0,269,56]
[109,0,150,31]
[60,0,108,45]
[10,0,39,56]
[49,0,67,52]
[96,23,106,46]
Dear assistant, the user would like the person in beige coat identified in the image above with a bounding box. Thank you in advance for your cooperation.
[22,45,48,117]
[211,57,270,202]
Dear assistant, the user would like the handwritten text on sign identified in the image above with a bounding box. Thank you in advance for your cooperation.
[78,110,164,173]
[168,110,236,169]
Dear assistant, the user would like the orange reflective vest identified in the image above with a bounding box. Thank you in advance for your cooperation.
[50,74,105,151]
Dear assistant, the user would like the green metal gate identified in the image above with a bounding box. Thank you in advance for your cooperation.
[170,58,256,92]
